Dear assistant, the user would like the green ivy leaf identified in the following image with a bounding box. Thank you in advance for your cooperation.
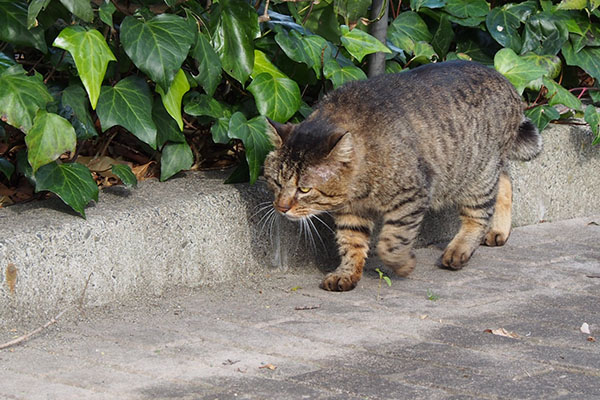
[153,98,185,148]
[34,162,98,218]
[0,68,53,132]
[410,0,447,11]
[252,50,288,79]
[385,61,404,74]
[156,69,190,131]
[411,41,438,64]
[97,76,158,149]
[53,26,117,109]
[339,25,391,62]
[525,105,560,132]
[522,53,562,91]
[25,111,76,173]
[275,29,329,79]
[584,105,600,144]
[99,0,117,27]
[16,149,34,184]
[447,15,485,27]
[58,0,93,22]
[0,52,18,74]
[485,4,523,53]
[212,0,260,84]
[0,0,47,53]
[190,32,222,97]
[111,164,137,188]
[61,85,97,140]
[0,156,14,180]
[334,0,371,23]
[431,13,454,58]
[494,48,547,94]
[555,0,587,10]
[120,14,196,92]
[542,77,583,111]
[387,11,432,53]
[184,94,229,119]
[444,0,489,18]
[248,73,301,123]
[562,41,600,81]
[227,113,273,184]
[160,141,193,181]
[323,59,367,89]
[566,15,600,52]
[27,0,51,29]
[455,39,493,64]
[521,12,568,56]
[211,116,231,144]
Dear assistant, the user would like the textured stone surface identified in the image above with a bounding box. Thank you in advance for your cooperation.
[0,217,599,399]
[1,123,599,321]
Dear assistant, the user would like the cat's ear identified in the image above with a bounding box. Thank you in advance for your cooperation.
[266,117,293,149]
[327,132,354,163]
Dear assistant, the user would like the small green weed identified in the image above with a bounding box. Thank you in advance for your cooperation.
[426,289,439,301]
[375,268,392,301]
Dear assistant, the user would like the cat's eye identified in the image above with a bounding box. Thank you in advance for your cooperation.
[298,187,311,193]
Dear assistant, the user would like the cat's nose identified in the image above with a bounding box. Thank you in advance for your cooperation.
[274,201,291,214]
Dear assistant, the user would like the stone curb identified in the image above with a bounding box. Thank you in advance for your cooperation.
[1,123,599,322]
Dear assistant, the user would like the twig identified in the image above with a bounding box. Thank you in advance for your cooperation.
[96,128,119,158]
[258,0,270,22]
[0,308,71,350]
[302,1,316,25]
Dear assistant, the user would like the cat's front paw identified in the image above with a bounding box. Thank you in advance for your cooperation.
[320,272,359,292]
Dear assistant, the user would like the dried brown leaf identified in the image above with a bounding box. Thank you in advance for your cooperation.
[259,363,277,370]
[484,328,519,339]
[5,263,17,294]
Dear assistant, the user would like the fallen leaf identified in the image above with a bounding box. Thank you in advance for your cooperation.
[580,322,591,335]
[587,336,596,342]
[259,363,277,370]
[587,221,599,226]
[419,314,428,320]
[131,161,158,180]
[484,328,519,339]
[5,263,17,294]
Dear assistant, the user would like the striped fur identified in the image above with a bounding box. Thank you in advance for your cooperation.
[263,60,542,291]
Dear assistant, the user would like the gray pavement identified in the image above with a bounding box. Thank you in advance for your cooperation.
[1,216,599,399]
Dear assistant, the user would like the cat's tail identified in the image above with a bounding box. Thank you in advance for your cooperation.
[508,118,542,161]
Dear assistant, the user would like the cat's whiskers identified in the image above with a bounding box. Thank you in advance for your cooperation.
[306,216,327,250]
[250,201,275,220]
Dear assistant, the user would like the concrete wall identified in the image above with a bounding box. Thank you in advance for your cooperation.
[1,123,599,322]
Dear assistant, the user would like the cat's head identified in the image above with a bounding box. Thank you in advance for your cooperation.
[263,116,356,220]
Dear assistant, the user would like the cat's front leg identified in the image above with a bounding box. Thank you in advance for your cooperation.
[321,212,374,292]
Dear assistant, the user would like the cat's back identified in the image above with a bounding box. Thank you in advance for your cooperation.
[321,60,520,125]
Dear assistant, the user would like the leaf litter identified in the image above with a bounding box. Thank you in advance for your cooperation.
[484,328,519,339]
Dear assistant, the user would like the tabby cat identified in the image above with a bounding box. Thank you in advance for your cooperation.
[263,60,542,292]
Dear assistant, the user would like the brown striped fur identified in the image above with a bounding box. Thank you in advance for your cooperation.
[263,61,542,291]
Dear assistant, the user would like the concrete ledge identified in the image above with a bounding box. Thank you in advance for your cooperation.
[1,123,599,322]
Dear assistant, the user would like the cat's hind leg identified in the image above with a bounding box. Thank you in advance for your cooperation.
[377,199,428,277]
[438,185,497,270]
[321,213,374,291]
[483,171,512,246]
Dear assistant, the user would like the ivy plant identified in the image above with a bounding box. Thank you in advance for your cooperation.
[0,0,598,217]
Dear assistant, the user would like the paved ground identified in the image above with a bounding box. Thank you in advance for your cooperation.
[1,217,599,400]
